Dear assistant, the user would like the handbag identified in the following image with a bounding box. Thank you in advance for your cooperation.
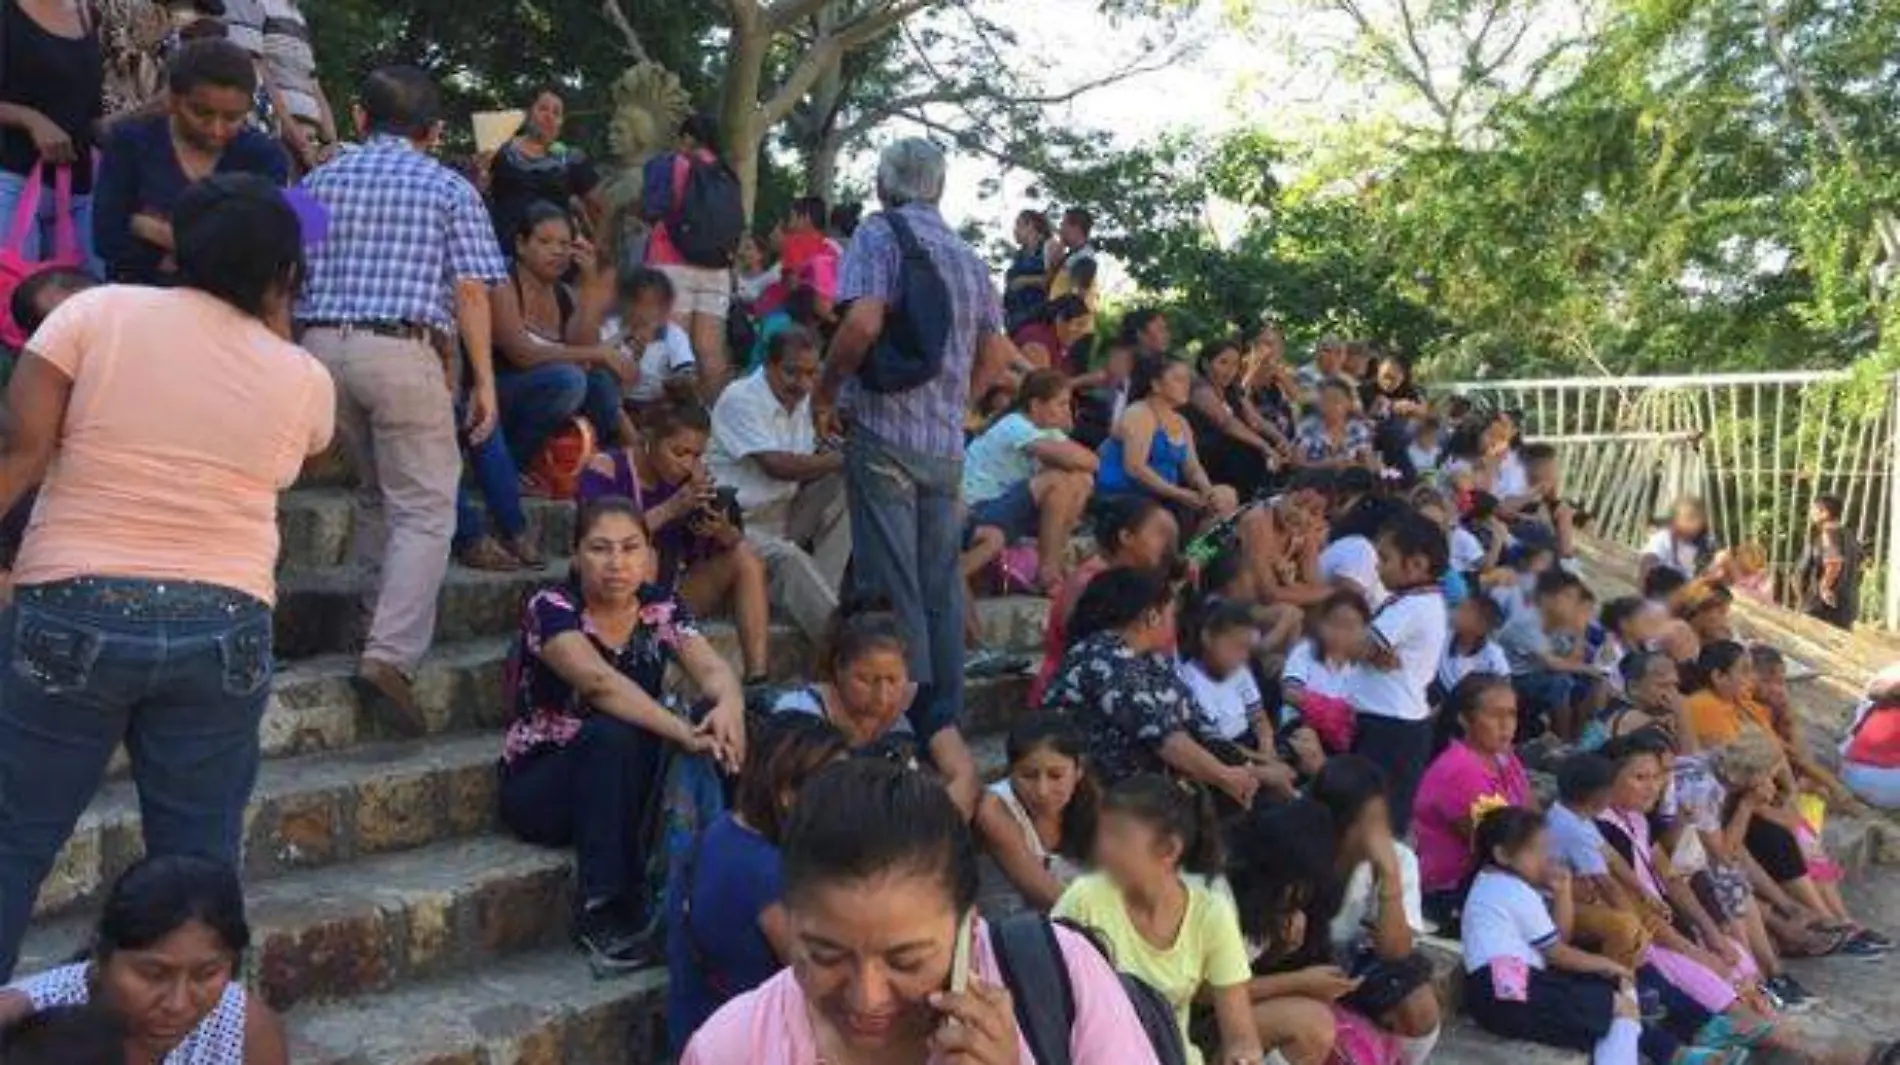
[0,161,83,347]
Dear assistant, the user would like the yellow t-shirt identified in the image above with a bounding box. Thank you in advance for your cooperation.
[1053,872,1251,1065]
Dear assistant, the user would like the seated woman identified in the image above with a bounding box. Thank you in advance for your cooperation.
[491,202,627,478]
[975,715,1097,916]
[1310,757,1443,1060]
[1097,357,1239,528]
[682,760,1168,1065]
[1030,496,1180,707]
[1293,378,1376,470]
[665,716,848,1056]
[1229,800,1401,1065]
[1053,776,1264,1065]
[498,496,747,975]
[1413,674,1534,925]
[0,855,287,1065]
[579,396,771,686]
[1842,664,1900,809]
[1185,336,1285,500]
[1041,566,1292,808]
[960,368,1098,594]
[768,613,924,768]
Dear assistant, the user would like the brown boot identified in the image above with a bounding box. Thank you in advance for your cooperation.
[354,657,428,737]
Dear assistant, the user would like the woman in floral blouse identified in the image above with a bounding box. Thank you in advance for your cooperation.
[498,495,747,976]
[1040,566,1293,810]
[1294,376,1376,469]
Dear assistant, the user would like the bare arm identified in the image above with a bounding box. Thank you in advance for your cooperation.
[455,279,499,443]
[539,631,704,746]
[1545,941,1630,981]
[975,331,1024,400]
[928,726,981,821]
[819,298,883,408]
[753,450,844,484]
[1192,386,1274,455]
[242,997,290,1065]
[1212,982,1265,1065]
[0,355,71,518]
[757,902,794,962]
[673,629,748,770]
[1115,406,1199,506]
[1178,432,1216,495]
[1025,437,1099,474]
[975,791,1067,911]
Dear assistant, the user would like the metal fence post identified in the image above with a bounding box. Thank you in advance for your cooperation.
[1885,374,1900,630]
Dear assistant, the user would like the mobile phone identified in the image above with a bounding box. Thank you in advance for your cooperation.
[948,908,975,997]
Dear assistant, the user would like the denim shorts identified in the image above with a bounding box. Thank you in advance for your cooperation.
[965,480,1038,543]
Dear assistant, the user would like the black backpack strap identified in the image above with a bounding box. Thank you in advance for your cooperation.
[988,914,1076,1065]
[884,210,928,263]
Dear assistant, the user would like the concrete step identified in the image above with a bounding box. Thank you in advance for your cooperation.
[21,837,573,1010]
[286,947,667,1065]
[273,551,1053,665]
[279,490,578,571]
[35,733,499,921]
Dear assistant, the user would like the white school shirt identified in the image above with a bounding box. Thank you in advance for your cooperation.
[1282,639,1359,701]
[605,318,697,403]
[1320,535,1387,608]
[1178,659,1263,743]
[1460,868,1558,973]
[1494,451,1530,499]
[707,368,815,513]
[1641,529,1703,577]
[1449,526,1487,573]
[1347,587,1448,723]
[1438,637,1510,691]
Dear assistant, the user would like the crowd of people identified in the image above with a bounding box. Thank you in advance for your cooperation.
[0,11,1896,1064]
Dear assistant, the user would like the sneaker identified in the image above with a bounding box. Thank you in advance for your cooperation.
[1763,974,1817,1013]
[1839,931,1890,958]
[1853,928,1896,951]
[574,902,659,978]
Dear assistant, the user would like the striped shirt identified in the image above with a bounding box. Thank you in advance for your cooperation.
[837,203,1002,459]
[294,136,507,332]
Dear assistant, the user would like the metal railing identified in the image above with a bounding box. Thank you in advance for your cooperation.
[1444,371,1900,629]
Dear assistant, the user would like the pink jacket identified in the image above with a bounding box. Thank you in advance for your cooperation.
[681,920,1163,1065]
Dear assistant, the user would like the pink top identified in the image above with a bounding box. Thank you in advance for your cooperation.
[1414,740,1533,892]
[14,286,335,605]
[681,920,1162,1065]
[645,150,716,268]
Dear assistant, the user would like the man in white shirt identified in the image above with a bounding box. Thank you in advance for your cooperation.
[708,325,847,643]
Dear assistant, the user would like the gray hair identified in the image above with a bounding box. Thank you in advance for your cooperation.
[875,138,947,208]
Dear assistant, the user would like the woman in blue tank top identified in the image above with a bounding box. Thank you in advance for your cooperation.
[1096,357,1238,527]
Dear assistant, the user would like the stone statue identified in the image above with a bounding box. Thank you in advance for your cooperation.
[600,61,692,271]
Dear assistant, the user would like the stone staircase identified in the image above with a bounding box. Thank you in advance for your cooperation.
[15,479,1042,1064]
[19,482,1900,1064]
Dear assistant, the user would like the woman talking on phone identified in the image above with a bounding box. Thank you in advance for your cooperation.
[682,759,1167,1065]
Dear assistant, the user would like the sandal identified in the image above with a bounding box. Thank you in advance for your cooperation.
[1783,924,1849,958]
[504,533,546,569]
[456,536,523,571]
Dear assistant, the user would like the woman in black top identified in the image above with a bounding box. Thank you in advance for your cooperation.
[0,0,103,273]
[487,88,603,251]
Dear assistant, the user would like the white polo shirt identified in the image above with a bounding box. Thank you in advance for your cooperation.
[709,368,814,514]
[1347,587,1448,723]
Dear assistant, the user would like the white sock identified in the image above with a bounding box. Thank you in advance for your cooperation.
[1397,1027,1441,1065]
[1263,1052,1293,1065]
[1591,1016,1641,1065]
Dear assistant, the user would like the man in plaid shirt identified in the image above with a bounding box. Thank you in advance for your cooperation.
[294,66,507,733]
[817,138,1021,818]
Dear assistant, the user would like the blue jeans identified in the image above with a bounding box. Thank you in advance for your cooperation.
[454,402,527,548]
[495,363,622,468]
[0,578,272,980]
[0,169,100,278]
[845,430,964,740]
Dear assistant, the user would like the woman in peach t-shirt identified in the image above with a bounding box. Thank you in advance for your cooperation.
[681,760,1165,1065]
[0,174,334,979]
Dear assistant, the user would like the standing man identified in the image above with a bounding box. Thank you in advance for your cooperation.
[817,138,1015,819]
[708,325,849,647]
[296,66,506,733]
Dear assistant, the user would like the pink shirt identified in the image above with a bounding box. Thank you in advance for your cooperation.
[681,920,1162,1065]
[1414,740,1533,892]
[14,286,335,605]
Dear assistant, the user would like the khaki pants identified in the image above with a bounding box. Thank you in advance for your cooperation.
[1573,900,1650,971]
[302,327,460,673]
[745,471,849,643]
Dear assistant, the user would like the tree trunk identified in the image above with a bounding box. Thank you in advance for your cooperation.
[805,133,844,203]
[720,10,771,220]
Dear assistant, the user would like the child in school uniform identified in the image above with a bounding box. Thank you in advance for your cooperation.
[1280,590,1369,759]
[1179,598,1272,753]
[1346,509,1451,836]
[1461,807,1743,1065]
[1435,594,1508,701]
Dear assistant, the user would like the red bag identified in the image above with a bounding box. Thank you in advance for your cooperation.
[0,162,83,348]
[1300,691,1358,753]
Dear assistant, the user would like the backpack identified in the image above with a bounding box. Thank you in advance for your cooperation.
[857,211,952,394]
[0,162,83,348]
[670,155,744,269]
[988,914,1189,1065]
